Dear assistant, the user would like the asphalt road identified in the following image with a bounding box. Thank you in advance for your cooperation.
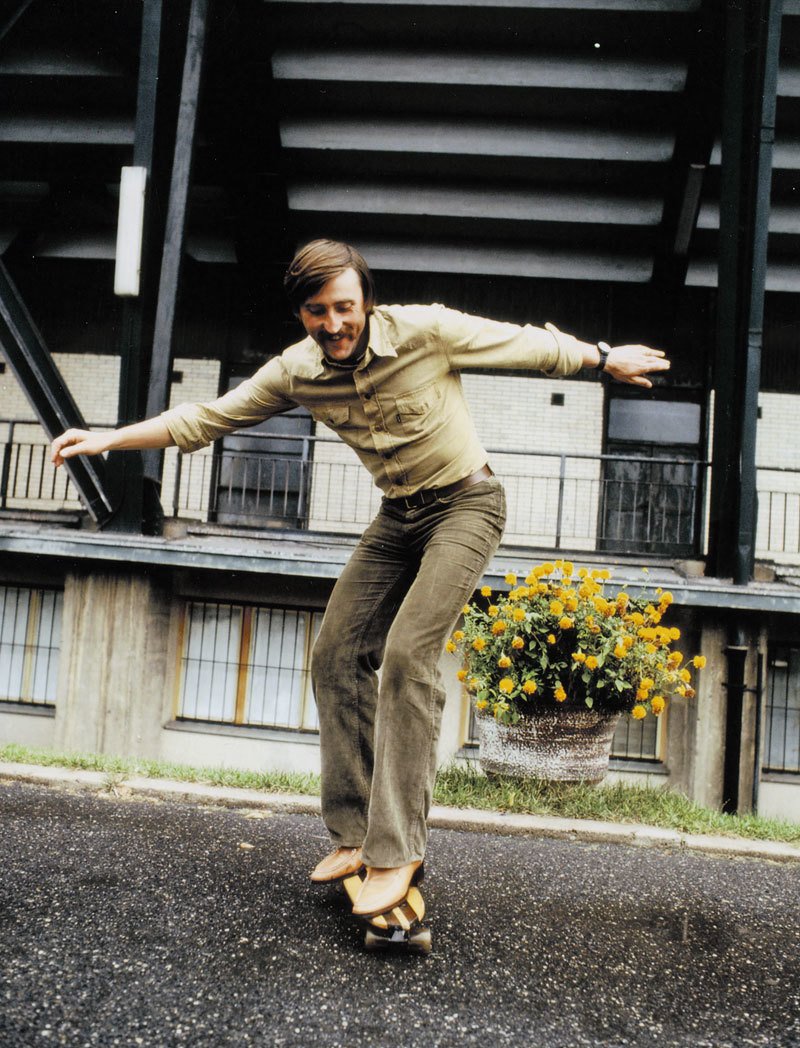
[1,780,798,1048]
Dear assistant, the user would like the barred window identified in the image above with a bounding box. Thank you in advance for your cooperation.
[611,712,661,762]
[0,586,62,706]
[176,601,321,731]
[764,649,800,774]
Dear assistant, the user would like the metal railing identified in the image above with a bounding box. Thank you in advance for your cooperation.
[3,419,800,559]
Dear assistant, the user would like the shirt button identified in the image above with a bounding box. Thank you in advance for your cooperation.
[374,422,385,432]
[381,450,394,459]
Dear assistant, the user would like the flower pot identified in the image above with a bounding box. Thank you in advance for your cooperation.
[476,707,621,784]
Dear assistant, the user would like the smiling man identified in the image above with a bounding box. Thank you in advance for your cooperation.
[52,238,670,922]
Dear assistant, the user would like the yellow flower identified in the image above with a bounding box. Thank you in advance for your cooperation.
[468,677,479,691]
[472,637,486,651]
[684,686,696,699]
[578,584,593,599]
[679,668,691,683]
[547,634,556,645]
[660,592,674,606]
[550,600,564,616]
[562,561,574,576]
[497,655,512,669]
[668,651,683,667]
[565,596,578,613]
[669,627,681,640]
[585,655,599,671]
[572,651,586,663]
[487,604,499,617]
[630,612,645,626]
[645,643,657,654]
[480,585,492,597]
[631,705,647,720]
[693,655,706,669]
[456,669,467,682]
[641,677,654,690]
[623,635,635,651]
[613,644,626,659]
[542,562,555,574]
[453,630,464,641]
[511,636,525,650]
[491,620,508,635]
[476,698,489,711]
[505,573,517,585]
[559,616,574,630]
[636,689,649,701]
[511,607,526,622]
[554,685,567,702]
[499,677,514,694]
[578,567,588,579]
[651,695,666,715]
[599,569,610,579]
[445,641,457,653]
[522,679,538,695]
[462,605,471,615]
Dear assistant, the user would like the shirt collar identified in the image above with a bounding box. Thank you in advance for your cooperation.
[302,310,398,379]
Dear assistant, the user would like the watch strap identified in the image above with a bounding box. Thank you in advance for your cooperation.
[596,341,611,372]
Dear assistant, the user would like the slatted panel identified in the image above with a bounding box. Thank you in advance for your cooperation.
[269,0,697,282]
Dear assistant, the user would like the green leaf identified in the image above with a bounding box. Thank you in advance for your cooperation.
[585,696,594,708]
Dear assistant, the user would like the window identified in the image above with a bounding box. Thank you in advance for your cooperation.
[176,601,322,731]
[0,586,62,706]
[611,712,661,761]
[764,649,800,774]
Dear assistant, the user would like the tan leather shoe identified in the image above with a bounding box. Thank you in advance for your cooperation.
[309,846,364,883]
[351,860,423,917]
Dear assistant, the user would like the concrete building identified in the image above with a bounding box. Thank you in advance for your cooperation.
[0,0,798,823]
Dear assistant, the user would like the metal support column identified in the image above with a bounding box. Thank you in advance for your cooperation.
[0,262,112,522]
[143,0,210,487]
[707,0,783,582]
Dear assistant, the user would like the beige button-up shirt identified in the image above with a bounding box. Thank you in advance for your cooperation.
[162,303,585,497]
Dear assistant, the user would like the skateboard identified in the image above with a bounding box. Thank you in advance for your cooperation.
[340,871,432,955]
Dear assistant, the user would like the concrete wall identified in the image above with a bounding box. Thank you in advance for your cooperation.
[1,571,798,825]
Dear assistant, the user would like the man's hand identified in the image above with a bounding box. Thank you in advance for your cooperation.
[51,429,112,468]
[605,345,670,388]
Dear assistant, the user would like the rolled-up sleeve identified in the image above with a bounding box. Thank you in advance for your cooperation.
[161,358,295,453]
[435,306,585,377]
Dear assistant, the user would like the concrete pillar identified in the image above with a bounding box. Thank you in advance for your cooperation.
[685,618,728,809]
[53,570,172,759]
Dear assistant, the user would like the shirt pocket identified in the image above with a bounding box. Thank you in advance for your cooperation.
[311,405,351,430]
[393,382,442,435]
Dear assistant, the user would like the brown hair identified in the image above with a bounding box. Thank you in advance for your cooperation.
[283,239,376,314]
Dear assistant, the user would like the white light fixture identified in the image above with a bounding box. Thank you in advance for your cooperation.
[114,166,147,296]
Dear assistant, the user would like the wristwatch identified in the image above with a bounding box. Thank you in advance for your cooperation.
[595,341,611,372]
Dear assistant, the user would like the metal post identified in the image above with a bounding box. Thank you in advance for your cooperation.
[708,0,784,582]
[554,454,566,549]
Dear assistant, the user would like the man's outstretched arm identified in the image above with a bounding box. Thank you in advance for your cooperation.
[51,417,174,468]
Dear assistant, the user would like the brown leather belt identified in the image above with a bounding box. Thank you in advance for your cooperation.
[386,465,494,511]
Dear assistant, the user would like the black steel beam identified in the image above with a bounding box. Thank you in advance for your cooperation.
[143,0,210,487]
[651,0,724,292]
[0,260,112,522]
[707,0,783,582]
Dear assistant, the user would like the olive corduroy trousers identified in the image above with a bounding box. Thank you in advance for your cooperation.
[310,477,506,868]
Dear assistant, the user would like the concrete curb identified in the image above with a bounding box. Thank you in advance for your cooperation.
[2,760,799,864]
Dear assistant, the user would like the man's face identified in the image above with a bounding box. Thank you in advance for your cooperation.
[298,267,369,364]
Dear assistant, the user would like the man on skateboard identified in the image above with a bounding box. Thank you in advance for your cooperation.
[51,239,669,936]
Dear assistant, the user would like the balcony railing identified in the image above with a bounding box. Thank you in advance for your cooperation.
[2,419,799,560]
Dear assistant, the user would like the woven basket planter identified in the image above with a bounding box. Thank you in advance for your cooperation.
[476,706,621,783]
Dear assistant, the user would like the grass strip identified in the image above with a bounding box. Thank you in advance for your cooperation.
[1,742,798,845]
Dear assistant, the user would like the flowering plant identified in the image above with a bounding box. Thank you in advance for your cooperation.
[448,560,705,726]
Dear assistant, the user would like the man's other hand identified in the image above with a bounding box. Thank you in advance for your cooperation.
[51,429,110,468]
[606,346,670,388]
